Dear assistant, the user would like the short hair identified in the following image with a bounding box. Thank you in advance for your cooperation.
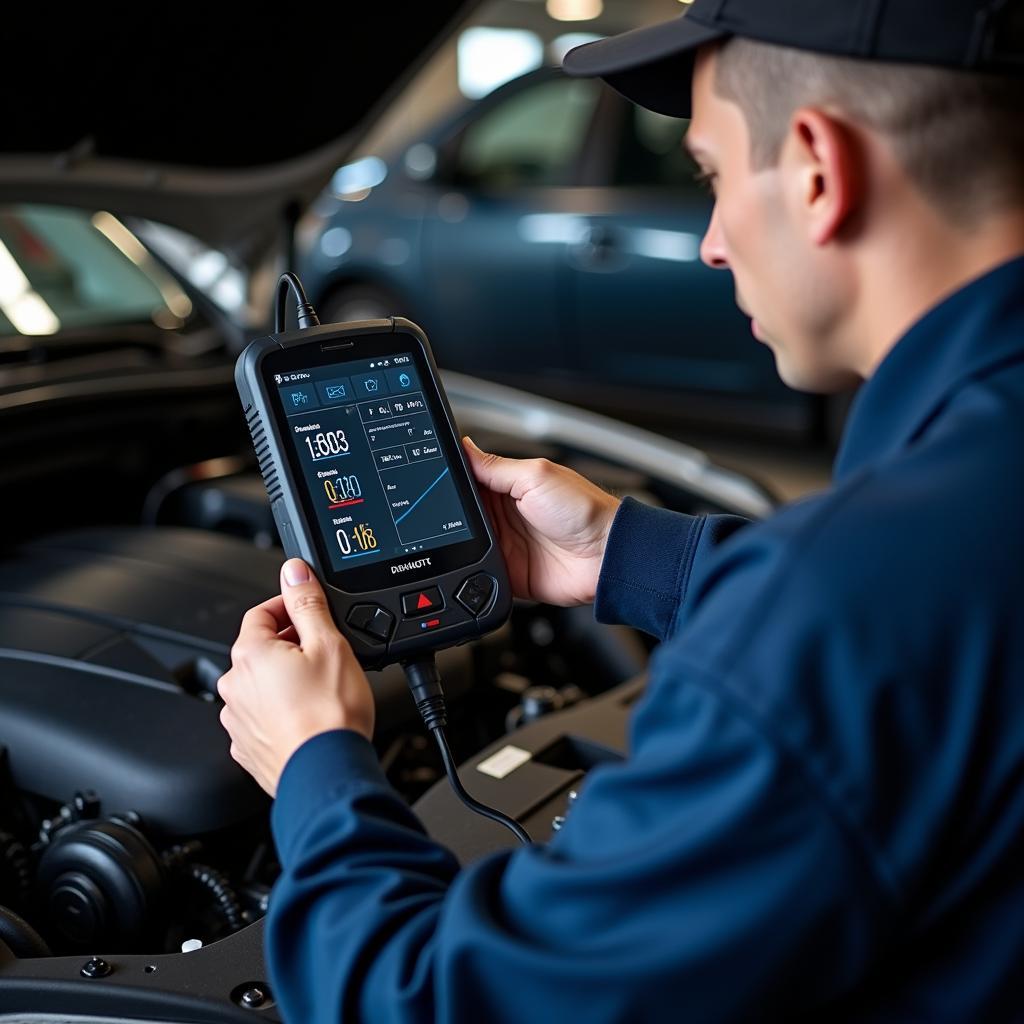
[713,37,1024,225]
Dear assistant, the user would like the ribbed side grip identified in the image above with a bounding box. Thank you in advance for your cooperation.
[246,407,282,504]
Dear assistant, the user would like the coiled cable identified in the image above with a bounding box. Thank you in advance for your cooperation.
[163,843,244,933]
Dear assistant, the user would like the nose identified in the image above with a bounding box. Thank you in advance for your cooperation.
[699,203,729,270]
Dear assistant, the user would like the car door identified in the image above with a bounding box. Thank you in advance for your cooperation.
[420,72,603,382]
[568,94,795,415]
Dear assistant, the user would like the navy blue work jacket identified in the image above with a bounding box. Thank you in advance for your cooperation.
[266,257,1024,1022]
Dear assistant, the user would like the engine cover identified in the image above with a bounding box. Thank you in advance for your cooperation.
[0,527,278,836]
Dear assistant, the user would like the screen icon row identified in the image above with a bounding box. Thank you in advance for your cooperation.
[280,365,420,415]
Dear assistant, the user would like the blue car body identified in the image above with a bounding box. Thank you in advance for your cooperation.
[298,68,815,435]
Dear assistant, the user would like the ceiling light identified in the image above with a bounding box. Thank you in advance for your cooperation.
[457,28,544,99]
[547,0,603,23]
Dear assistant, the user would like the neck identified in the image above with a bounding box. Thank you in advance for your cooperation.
[849,204,1024,379]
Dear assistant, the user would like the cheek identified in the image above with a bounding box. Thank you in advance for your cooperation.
[716,196,748,260]
[726,185,797,296]
[718,184,772,277]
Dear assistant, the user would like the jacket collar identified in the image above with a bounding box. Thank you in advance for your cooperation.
[835,254,1024,482]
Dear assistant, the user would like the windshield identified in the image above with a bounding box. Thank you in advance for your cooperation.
[0,205,192,336]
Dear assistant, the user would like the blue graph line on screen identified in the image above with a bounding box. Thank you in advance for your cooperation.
[395,468,451,526]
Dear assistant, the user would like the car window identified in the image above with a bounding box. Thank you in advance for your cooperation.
[455,76,601,189]
[612,106,702,190]
[132,218,249,320]
[0,205,187,336]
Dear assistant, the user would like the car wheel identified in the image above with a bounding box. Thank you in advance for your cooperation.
[318,284,409,325]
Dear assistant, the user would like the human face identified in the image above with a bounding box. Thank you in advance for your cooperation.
[686,47,852,392]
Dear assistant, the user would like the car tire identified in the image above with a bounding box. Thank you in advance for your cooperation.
[318,284,410,325]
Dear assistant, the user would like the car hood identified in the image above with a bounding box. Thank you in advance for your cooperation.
[0,6,474,262]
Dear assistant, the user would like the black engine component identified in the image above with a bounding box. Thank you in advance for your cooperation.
[36,815,165,949]
[181,862,244,934]
[0,830,31,912]
[0,905,50,959]
[0,508,651,1016]
[0,526,475,836]
[415,677,641,864]
[162,841,245,935]
[0,528,277,836]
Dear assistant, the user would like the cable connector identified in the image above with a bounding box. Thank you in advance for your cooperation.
[275,273,320,332]
[294,302,320,331]
[402,658,447,730]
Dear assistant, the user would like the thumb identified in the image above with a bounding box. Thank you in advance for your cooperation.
[280,559,336,645]
[462,436,523,498]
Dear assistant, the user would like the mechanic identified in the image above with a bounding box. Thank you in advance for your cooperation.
[217,1,1024,1020]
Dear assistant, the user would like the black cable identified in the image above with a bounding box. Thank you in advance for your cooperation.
[162,843,244,933]
[161,840,203,873]
[275,272,320,333]
[403,657,531,846]
[185,863,245,933]
[0,905,52,959]
[430,725,531,845]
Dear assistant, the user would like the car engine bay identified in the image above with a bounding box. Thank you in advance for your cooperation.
[0,333,771,1020]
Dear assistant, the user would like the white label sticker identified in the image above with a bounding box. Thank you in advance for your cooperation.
[476,745,532,780]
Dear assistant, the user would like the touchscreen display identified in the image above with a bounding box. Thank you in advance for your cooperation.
[274,353,476,573]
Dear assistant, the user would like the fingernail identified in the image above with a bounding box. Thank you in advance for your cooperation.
[283,559,310,586]
[463,436,479,451]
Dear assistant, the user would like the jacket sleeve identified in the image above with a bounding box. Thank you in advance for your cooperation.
[594,497,750,640]
[265,657,895,1024]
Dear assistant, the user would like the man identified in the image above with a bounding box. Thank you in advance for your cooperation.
[217,1,1024,1019]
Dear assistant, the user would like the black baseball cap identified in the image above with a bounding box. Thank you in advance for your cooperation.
[563,0,1024,118]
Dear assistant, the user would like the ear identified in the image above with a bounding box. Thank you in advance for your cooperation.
[784,108,864,246]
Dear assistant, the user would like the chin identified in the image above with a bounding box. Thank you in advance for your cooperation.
[777,357,860,394]
[770,348,825,394]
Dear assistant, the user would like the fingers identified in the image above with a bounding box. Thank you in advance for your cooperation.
[229,563,344,667]
[277,625,299,644]
[236,593,288,630]
[463,437,527,497]
[280,559,338,648]
[234,595,289,652]
[242,596,298,644]
[255,595,289,631]
[217,669,233,704]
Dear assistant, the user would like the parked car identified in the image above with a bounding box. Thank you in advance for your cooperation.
[298,67,818,436]
[0,10,775,1022]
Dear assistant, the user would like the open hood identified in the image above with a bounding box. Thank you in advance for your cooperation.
[0,6,475,261]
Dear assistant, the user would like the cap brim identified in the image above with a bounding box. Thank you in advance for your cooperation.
[562,14,727,119]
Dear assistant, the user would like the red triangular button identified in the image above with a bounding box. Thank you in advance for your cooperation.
[417,593,432,609]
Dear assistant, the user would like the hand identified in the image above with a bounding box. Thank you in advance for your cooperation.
[217,559,375,797]
[463,438,621,607]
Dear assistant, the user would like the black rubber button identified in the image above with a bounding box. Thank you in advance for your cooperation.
[455,574,496,616]
[346,604,394,643]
